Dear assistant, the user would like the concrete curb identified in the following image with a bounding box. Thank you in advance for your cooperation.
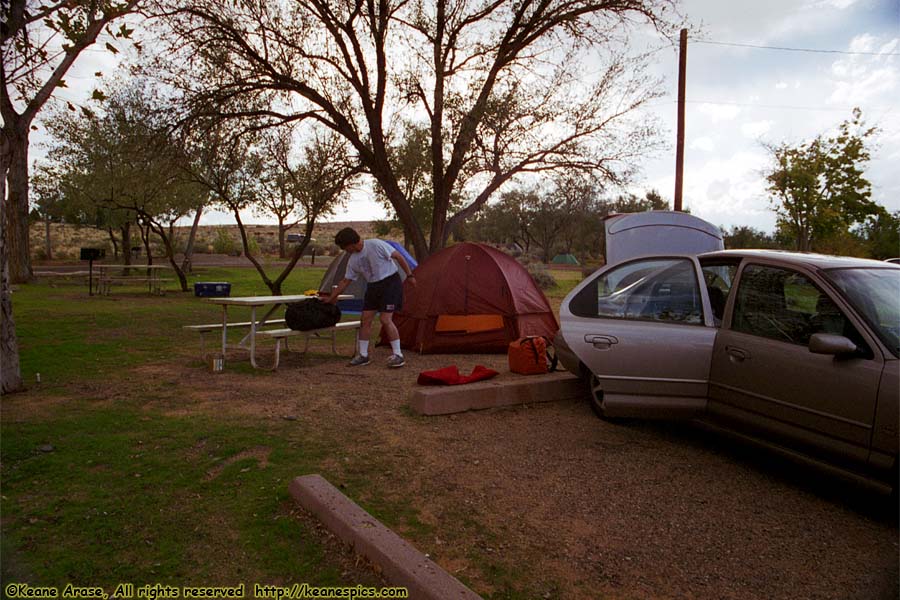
[410,371,587,416]
[289,475,481,600]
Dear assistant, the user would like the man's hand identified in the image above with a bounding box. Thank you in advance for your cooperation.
[406,274,417,288]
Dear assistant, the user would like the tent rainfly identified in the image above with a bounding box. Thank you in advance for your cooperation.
[551,253,579,265]
[384,242,559,353]
[318,240,417,313]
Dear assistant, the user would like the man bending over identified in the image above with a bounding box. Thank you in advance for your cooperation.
[326,227,416,368]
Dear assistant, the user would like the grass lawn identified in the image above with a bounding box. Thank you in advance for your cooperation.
[2,264,582,597]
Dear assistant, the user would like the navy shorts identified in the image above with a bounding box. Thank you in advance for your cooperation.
[363,272,403,313]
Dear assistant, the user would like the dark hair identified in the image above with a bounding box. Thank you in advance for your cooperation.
[334,227,361,249]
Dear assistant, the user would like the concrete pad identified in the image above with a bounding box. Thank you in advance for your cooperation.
[289,474,481,600]
[410,371,587,416]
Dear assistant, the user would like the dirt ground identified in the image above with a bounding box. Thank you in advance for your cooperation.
[50,333,890,600]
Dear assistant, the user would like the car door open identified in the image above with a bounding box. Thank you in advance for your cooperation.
[560,256,718,418]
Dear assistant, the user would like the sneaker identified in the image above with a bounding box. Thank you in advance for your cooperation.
[386,354,406,368]
[349,354,370,366]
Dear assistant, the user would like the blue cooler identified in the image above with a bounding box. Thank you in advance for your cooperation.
[194,282,231,297]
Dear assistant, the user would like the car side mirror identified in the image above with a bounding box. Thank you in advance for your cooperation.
[809,333,858,355]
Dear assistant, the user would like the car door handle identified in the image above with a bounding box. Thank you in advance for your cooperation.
[726,346,750,362]
[585,335,618,350]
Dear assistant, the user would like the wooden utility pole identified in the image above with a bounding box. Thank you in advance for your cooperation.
[674,28,687,212]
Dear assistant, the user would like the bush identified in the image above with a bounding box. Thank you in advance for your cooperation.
[246,235,259,256]
[212,228,238,255]
[527,264,557,290]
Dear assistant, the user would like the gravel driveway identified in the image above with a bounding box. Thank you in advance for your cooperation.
[162,349,899,600]
[408,397,899,599]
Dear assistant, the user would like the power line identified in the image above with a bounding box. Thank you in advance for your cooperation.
[686,99,897,112]
[641,99,898,113]
[693,39,900,57]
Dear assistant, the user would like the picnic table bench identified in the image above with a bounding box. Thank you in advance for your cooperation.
[34,270,93,284]
[94,265,172,295]
[183,319,287,356]
[255,321,362,370]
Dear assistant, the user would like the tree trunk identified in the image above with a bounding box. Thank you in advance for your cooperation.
[122,222,132,266]
[231,208,277,293]
[147,217,189,292]
[271,222,317,295]
[181,205,203,273]
[1,173,24,394]
[278,215,287,259]
[44,219,53,260]
[3,119,34,284]
[138,220,152,265]
[108,227,120,259]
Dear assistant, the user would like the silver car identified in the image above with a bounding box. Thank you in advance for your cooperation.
[555,249,899,490]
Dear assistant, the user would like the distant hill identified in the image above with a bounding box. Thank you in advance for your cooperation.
[29,220,399,262]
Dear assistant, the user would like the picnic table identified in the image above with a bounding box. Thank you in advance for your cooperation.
[196,294,356,370]
[94,264,172,295]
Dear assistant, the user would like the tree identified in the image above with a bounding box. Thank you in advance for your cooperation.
[42,81,203,290]
[374,123,464,248]
[157,0,675,260]
[257,131,300,259]
[29,164,68,260]
[469,183,668,260]
[723,225,779,250]
[184,121,359,295]
[2,0,144,282]
[2,0,144,393]
[553,175,601,257]
[766,108,880,252]
[607,189,669,213]
[857,210,900,260]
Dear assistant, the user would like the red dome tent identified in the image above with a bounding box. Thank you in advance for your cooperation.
[385,242,559,353]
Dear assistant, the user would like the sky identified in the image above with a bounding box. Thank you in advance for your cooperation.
[34,0,900,234]
[636,0,900,234]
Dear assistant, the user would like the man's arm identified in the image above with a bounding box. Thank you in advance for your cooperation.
[325,278,353,304]
[391,251,416,286]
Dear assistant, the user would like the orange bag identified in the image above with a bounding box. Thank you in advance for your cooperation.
[508,336,554,375]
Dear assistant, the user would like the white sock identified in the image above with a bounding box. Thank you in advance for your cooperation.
[390,339,402,356]
[359,340,369,357]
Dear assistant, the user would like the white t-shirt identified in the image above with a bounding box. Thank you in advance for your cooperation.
[345,239,399,283]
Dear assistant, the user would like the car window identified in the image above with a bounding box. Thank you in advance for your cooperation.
[700,261,738,326]
[826,267,900,357]
[732,264,866,349]
[570,258,703,324]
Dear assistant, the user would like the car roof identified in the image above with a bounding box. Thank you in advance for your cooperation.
[696,249,899,270]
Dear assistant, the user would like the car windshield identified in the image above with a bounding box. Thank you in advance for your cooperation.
[826,268,900,356]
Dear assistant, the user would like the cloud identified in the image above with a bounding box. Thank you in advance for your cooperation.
[690,136,716,152]
[807,0,862,10]
[741,120,774,138]
[681,150,776,230]
[697,103,741,122]
[828,36,899,105]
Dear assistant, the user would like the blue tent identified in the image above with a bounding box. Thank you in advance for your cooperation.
[318,240,418,313]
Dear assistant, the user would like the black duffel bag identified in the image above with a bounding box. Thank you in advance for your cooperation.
[285,299,342,331]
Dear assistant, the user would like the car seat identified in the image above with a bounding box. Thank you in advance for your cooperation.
[812,294,845,336]
[707,286,726,325]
